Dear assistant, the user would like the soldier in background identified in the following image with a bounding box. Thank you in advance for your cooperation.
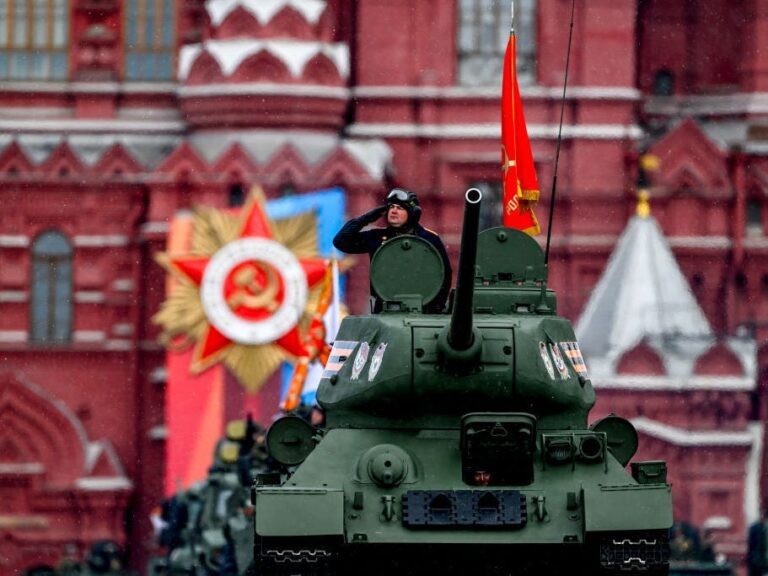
[55,543,81,576]
[150,417,278,576]
[669,522,700,562]
[52,541,133,576]
[83,541,131,575]
[748,513,768,576]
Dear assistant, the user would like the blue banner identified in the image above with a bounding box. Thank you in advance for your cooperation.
[266,187,346,258]
[269,188,347,409]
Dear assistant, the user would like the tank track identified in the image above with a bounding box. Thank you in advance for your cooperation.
[252,532,670,576]
[254,538,338,576]
[597,529,670,575]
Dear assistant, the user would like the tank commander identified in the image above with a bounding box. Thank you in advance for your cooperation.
[333,188,452,312]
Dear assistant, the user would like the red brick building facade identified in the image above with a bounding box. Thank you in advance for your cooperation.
[1,0,767,572]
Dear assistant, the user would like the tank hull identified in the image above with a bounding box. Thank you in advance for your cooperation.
[254,427,672,575]
[255,217,673,575]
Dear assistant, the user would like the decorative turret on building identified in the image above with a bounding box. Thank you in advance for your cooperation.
[178,0,350,130]
[576,192,761,564]
[576,191,754,384]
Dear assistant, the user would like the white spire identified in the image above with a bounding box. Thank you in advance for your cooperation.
[575,214,713,376]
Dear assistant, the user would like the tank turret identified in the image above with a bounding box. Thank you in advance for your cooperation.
[255,190,673,576]
[315,187,594,431]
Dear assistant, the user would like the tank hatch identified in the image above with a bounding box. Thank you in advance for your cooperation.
[370,235,445,312]
[472,227,556,315]
[476,227,546,282]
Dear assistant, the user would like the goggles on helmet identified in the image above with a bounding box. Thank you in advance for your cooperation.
[387,188,411,203]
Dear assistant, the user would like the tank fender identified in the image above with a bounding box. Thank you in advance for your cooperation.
[255,487,344,537]
[583,484,672,532]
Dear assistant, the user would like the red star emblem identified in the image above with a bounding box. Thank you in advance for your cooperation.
[167,196,328,372]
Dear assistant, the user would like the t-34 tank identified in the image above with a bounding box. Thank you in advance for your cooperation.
[255,188,673,576]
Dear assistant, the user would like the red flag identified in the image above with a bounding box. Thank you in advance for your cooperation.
[501,32,541,235]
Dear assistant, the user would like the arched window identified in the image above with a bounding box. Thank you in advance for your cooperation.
[124,0,175,80]
[652,69,675,96]
[228,183,245,207]
[457,0,536,86]
[735,271,748,295]
[746,198,763,236]
[30,231,72,344]
[279,183,297,198]
[0,0,69,80]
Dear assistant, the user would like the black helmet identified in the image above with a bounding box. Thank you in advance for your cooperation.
[86,540,123,573]
[386,188,422,226]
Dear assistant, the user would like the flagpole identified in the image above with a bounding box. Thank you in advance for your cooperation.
[508,0,517,212]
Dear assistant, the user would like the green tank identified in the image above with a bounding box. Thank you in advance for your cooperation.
[255,188,673,575]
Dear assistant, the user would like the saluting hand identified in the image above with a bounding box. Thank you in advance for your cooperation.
[360,204,388,224]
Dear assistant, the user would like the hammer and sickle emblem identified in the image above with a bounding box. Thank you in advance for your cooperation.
[502,145,520,215]
[501,145,516,178]
[227,262,280,312]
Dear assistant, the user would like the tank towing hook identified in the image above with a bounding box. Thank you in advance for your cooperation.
[533,494,548,521]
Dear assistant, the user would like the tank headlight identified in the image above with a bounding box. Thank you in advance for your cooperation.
[368,451,407,487]
[577,434,604,462]
[544,437,574,464]
[356,444,414,487]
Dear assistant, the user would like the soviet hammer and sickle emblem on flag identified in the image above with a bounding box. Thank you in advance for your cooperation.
[501,144,516,178]
[227,262,280,312]
[501,144,520,215]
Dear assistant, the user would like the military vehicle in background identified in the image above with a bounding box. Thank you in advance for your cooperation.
[255,188,673,575]
[151,417,273,576]
[23,540,135,576]
[668,522,734,576]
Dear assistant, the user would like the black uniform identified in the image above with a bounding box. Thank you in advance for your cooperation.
[748,520,768,576]
[333,206,452,313]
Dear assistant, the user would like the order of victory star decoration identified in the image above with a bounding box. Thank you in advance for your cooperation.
[153,187,330,392]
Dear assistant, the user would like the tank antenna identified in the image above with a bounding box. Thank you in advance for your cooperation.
[543,0,576,265]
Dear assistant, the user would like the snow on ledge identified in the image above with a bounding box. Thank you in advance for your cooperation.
[0,463,44,474]
[76,477,133,491]
[591,374,755,391]
[702,516,732,530]
[179,39,349,80]
[207,0,326,27]
[632,417,754,447]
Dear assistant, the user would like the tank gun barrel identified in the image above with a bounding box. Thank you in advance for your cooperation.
[448,188,482,351]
